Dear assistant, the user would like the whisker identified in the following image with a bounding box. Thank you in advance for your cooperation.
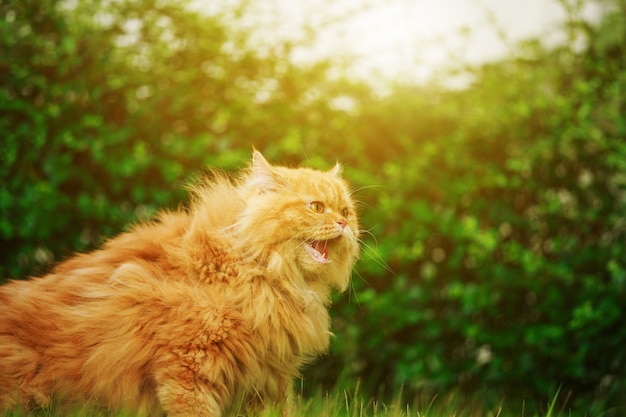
[358,227,380,248]
[347,277,361,305]
[278,236,308,258]
[352,267,371,287]
[358,225,378,235]
[218,223,238,235]
[350,184,386,196]
[354,201,375,211]
[298,142,311,167]
[358,238,395,275]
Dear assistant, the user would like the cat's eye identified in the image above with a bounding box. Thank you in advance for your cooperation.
[341,208,349,217]
[308,201,325,213]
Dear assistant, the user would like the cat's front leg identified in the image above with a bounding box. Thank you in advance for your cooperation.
[155,377,222,417]
[152,308,261,417]
[154,350,246,417]
[241,374,294,416]
[275,377,295,417]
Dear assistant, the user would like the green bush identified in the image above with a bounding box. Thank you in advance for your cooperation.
[2,0,626,415]
[0,0,361,278]
[322,3,626,414]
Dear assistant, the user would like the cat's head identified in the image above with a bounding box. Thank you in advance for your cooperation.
[235,151,360,291]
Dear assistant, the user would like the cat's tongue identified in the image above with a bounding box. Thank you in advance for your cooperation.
[306,240,330,264]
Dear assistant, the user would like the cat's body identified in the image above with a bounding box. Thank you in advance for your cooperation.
[0,152,360,416]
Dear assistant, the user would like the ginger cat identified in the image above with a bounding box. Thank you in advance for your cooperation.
[0,151,360,416]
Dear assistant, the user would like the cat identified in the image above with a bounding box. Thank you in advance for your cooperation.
[0,151,360,416]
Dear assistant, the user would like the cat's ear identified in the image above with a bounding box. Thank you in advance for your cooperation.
[330,162,342,177]
[252,151,278,193]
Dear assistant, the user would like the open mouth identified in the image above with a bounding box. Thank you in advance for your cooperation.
[305,239,331,264]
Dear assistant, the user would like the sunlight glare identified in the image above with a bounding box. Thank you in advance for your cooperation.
[193,0,604,87]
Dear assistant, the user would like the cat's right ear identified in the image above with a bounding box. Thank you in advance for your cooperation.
[252,151,278,193]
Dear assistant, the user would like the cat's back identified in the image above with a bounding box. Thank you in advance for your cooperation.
[0,208,187,322]
[0,209,194,345]
[47,209,190,278]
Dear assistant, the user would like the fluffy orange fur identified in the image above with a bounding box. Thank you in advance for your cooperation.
[0,151,360,416]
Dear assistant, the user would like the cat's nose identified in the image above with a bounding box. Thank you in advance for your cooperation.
[336,219,347,229]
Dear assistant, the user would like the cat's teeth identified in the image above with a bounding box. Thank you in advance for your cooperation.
[306,240,330,264]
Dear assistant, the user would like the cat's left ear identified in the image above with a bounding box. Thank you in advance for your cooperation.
[252,150,279,193]
[330,162,342,177]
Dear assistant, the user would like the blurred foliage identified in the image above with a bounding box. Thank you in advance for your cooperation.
[0,0,364,277]
[2,0,626,415]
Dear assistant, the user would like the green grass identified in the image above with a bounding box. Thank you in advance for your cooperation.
[3,385,583,417]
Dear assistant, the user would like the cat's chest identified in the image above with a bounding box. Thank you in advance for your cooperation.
[238,281,331,358]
